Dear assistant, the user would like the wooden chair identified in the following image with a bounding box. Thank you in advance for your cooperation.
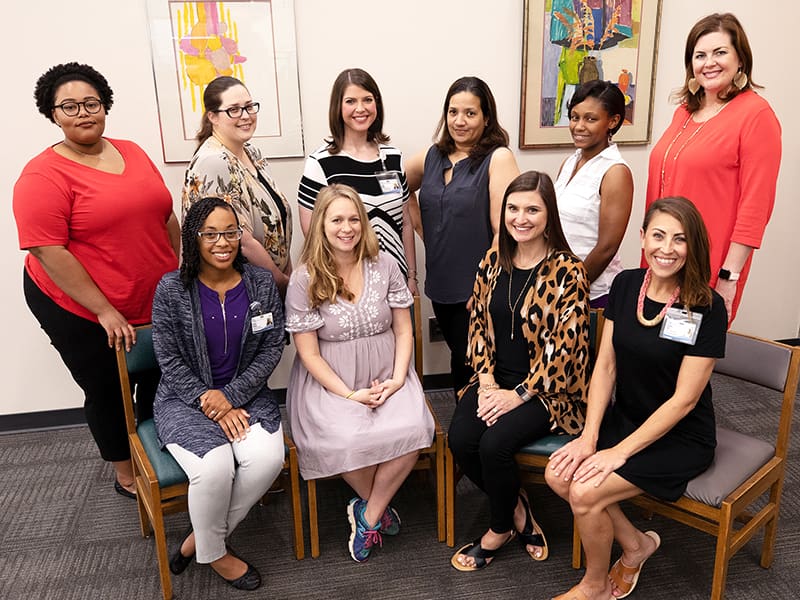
[116,325,304,600]
[624,332,800,599]
[306,295,447,557]
[444,308,605,552]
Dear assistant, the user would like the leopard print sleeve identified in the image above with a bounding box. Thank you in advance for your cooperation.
[466,248,500,376]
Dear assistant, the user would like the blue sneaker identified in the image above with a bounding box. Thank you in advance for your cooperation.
[346,498,382,562]
[379,506,401,536]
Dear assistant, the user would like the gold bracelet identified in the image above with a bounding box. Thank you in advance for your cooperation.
[345,390,356,399]
[478,383,500,394]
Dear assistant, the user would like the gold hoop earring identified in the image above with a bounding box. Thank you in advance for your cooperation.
[733,70,748,90]
[687,78,700,95]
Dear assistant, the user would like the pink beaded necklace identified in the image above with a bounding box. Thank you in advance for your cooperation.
[637,269,681,327]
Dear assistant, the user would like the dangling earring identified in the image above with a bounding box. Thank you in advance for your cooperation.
[733,70,748,90]
[687,78,700,95]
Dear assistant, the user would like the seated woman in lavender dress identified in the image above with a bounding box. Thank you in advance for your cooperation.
[285,183,434,563]
[152,197,285,592]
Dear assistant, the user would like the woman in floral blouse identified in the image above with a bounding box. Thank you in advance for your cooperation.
[182,76,292,295]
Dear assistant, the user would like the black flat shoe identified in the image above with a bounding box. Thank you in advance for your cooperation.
[169,529,195,575]
[214,562,261,591]
[114,479,136,499]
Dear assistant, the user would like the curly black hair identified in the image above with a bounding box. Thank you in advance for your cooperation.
[180,197,246,288]
[34,62,114,123]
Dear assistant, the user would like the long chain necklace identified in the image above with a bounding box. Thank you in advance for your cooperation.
[659,103,726,195]
[507,266,536,340]
[636,268,681,327]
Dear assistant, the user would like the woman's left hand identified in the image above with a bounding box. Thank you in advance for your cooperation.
[571,447,628,487]
[217,408,251,442]
[477,388,523,426]
[714,278,736,320]
[407,277,419,296]
[376,377,403,405]
[200,389,233,421]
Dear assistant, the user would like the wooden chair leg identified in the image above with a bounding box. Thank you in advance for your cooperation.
[308,479,320,558]
[761,480,784,568]
[571,518,583,569]
[288,448,305,560]
[435,434,446,542]
[149,488,173,600]
[445,446,455,547]
[710,505,734,600]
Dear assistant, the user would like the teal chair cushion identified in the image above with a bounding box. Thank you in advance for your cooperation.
[518,433,576,457]
[137,419,188,488]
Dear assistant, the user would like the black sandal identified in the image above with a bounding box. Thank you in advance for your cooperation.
[450,531,516,571]
[518,491,549,561]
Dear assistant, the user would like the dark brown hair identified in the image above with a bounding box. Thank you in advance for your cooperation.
[498,171,572,273]
[674,12,759,113]
[326,68,389,154]
[642,197,712,308]
[195,76,246,148]
[433,76,509,167]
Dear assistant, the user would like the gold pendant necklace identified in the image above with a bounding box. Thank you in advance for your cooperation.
[507,266,536,340]
[659,103,726,196]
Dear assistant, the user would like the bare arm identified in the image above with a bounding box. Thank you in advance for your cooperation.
[582,164,633,282]
[715,241,753,319]
[28,245,135,350]
[401,203,419,294]
[166,211,181,258]
[487,148,520,235]
[405,151,425,193]
[299,205,312,237]
[239,229,289,295]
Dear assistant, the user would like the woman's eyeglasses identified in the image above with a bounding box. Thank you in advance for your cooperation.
[197,228,243,243]
[53,98,103,117]
[214,103,260,119]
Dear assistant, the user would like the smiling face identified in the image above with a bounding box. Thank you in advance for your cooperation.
[569,96,618,156]
[446,91,486,150]
[692,30,741,96]
[504,190,548,247]
[198,207,240,276]
[341,84,377,137]
[324,196,362,258]
[641,211,688,283]
[52,80,106,145]
[208,84,256,147]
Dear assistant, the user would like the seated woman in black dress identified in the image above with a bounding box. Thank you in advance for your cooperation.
[546,197,727,600]
[448,171,591,571]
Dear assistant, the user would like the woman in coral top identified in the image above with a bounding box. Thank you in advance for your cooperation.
[646,12,781,323]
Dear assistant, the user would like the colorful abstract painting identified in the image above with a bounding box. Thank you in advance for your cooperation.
[521,0,662,148]
[147,0,303,161]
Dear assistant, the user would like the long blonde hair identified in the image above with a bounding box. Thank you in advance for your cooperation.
[300,184,379,307]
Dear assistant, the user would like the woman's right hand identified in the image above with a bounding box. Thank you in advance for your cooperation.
[97,306,136,351]
[217,408,251,442]
[548,435,596,482]
[346,380,384,409]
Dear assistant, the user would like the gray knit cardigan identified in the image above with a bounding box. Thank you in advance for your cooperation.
[152,264,284,456]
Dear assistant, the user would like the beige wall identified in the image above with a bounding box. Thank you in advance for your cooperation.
[4,1,798,416]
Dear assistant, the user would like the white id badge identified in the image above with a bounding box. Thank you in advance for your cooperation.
[375,171,402,194]
[659,307,703,345]
[251,312,274,333]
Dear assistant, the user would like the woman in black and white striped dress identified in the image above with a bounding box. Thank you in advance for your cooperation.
[297,68,418,294]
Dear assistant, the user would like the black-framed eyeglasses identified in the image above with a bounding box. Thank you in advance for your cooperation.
[197,228,243,243]
[214,103,260,118]
[53,99,103,117]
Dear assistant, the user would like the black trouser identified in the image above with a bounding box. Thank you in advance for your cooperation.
[448,382,552,533]
[24,270,158,462]
[431,300,473,398]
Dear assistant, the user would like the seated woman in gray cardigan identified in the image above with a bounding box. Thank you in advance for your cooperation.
[152,197,285,592]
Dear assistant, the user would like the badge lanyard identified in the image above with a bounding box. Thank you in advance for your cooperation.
[373,147,403,195]
[249,301,274,334]
[659,307,703,345]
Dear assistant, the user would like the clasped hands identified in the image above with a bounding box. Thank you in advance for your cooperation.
[548,436,628,488]
[200,389,250,442]
[346,378,402,409]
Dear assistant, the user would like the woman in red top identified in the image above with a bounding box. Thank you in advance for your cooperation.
[13,63,179,497]
[646,13,781,323]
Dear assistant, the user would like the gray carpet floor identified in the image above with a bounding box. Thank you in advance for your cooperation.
[1,377,797,599]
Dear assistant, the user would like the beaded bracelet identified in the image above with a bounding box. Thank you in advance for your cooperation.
[478,383,500,394]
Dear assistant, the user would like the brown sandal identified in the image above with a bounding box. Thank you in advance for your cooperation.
[608,530,661,598]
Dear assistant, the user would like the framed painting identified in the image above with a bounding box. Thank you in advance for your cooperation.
[146,0,303,162]
[520,0,662,148]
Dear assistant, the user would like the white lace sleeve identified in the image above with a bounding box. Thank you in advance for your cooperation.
[285,267,324,333]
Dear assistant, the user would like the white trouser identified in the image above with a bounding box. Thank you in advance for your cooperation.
[167,422,284,563]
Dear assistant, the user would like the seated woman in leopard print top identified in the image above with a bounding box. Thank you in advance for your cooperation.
[449,171,591,571]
